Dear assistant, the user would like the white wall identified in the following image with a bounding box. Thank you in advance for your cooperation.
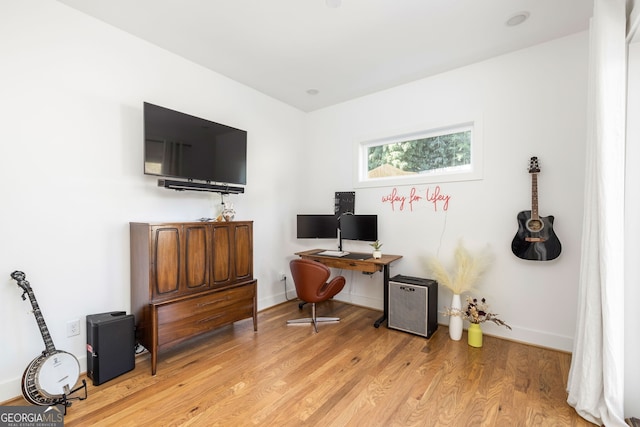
[300,33,589,351]
[0,0,596,406]
[0,1,304,402]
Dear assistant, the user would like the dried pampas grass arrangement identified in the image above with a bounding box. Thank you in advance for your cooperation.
[427,241,492,294]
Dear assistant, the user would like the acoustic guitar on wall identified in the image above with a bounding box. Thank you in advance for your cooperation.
[511,156,562,261]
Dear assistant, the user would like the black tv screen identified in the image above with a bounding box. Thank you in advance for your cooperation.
[340,214,378,242]
[296,215,338,239]
[143,102,247,185]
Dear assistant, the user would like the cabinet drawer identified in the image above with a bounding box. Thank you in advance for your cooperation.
[306,256,380,273]
[156,282,256,347]
[157,304,252,347]
[157,284,254,325]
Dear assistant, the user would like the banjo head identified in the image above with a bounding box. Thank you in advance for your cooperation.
[34,351,80,398]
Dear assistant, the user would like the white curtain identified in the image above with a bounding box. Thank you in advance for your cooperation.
[567,0,627,425]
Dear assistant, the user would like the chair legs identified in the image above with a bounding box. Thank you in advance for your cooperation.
[287,302,340,332]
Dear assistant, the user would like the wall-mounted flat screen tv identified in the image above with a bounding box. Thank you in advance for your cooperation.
[143,102,247,185]
[296,215,338,239]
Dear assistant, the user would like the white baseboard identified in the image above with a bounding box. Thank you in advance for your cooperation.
[265,290,573,352]
[260,289,383,312]
[437,318,574,353]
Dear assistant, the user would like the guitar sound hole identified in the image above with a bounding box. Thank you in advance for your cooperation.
[526,219,544,232]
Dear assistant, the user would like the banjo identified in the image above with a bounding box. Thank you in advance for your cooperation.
[10,271,81,406]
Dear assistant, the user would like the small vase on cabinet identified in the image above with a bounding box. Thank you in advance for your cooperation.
[222,203,236,221]
[468,323,483,347]
[449,294,463,341]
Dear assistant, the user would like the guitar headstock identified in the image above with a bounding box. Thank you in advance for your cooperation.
[528,156,540,174]
[10,271,31,299]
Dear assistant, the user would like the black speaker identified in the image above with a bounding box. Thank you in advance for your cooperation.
[388,275,438,338]
[86,311,135,386]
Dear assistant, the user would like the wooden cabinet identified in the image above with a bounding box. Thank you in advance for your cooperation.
[130,221,257,375]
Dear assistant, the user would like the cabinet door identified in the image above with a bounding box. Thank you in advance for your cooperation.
[211,224,232,285]
[151,225,181,297]
[183,224,210,291]
[233,223,253,281]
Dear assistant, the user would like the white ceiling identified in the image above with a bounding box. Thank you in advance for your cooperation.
[56,0,593,112]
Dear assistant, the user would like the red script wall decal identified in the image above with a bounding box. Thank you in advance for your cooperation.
[381,186,451,212]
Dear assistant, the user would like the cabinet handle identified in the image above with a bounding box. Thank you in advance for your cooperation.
[197,297,227,307]
[197,313,224,324]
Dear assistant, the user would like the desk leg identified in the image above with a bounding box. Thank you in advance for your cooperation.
[374,265,390,328]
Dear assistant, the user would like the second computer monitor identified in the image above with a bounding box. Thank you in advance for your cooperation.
[296,214,338,239]
[340,214,378,242]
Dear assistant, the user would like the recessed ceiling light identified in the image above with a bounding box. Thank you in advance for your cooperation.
[306,89,319,95]
[506,11,530,27]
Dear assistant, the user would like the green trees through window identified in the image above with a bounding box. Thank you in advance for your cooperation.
[355,120,481,188]
[367,130,471,178]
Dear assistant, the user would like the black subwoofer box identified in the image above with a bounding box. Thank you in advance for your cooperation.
[86,311,135,385]
[388,275,438,338]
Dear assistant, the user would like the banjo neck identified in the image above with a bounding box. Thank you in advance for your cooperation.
[24,287,57,354]
[11,272,57,354]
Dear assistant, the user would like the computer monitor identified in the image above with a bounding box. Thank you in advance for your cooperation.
[296,215,338,239]
[339,214,378,242]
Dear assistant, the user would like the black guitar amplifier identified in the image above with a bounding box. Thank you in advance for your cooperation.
[86,311,135,385]
[388,275,438,338]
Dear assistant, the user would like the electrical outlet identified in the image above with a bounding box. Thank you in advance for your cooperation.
[279,272,286,281]
[66,319,80,337]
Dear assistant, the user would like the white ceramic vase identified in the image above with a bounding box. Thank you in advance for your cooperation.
[449,293,463,341]
[222,203,236,221]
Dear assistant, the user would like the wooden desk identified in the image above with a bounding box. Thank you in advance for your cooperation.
[295,249,403,328]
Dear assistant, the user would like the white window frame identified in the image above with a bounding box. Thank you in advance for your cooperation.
[354,119,483,189]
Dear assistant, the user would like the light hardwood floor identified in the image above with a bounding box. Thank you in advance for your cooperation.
[6,300,592,426]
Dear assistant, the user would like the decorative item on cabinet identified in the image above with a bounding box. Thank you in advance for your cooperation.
[130,221,257,375]
[222,203,236,221]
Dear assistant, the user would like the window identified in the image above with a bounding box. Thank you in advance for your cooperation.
[354,120,482,188]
